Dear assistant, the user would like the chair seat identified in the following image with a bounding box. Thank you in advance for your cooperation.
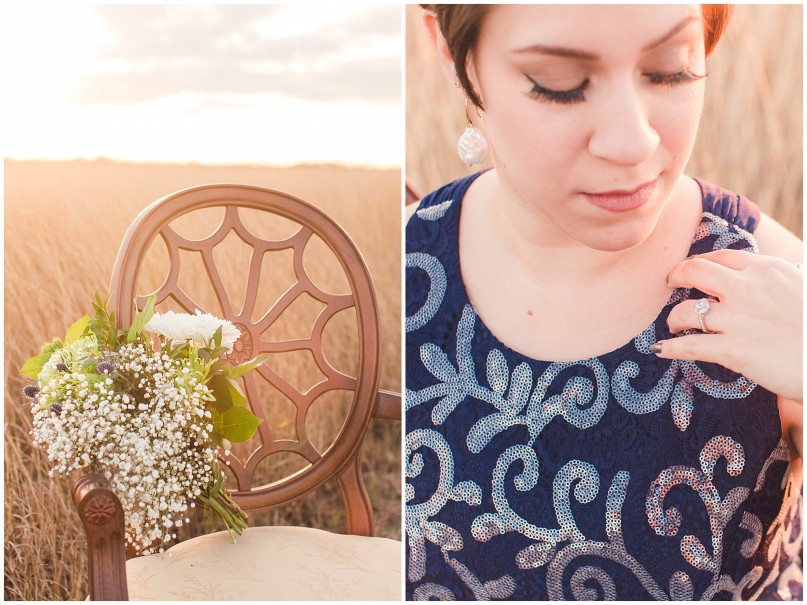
[124,526,401,600]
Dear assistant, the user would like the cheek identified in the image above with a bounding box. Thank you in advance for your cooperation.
[653,86,704,157]
[484,102,583,171]
[475,69,575,164]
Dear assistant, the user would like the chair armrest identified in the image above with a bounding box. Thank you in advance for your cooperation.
[373,390,401,420]
[71,470,129,601]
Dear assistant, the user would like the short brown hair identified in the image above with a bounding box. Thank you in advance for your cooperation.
[424,5,733,109]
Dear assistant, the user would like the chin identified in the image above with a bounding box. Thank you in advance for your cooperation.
[576,222,655,252]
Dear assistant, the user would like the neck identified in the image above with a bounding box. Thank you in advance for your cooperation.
[472,171,692,288]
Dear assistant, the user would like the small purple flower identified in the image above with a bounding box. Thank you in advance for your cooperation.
[23,384,40,398]
[97,360,115,375]
[55,363,69,373]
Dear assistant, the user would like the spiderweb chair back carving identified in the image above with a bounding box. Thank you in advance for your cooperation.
[109,184,381,535]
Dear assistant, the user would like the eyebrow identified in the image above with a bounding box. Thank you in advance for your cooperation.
[643,14,700,52]
[511,14,701,61]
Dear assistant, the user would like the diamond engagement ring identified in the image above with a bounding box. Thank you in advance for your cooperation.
[694,299,715,333]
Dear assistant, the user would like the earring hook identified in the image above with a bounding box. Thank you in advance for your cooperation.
[464,98,477,126]
[464,98,483,125]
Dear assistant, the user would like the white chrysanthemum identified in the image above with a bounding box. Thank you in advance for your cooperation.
[145,310,241,352]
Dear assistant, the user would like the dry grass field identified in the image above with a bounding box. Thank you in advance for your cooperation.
[4,159,402,600]
[406,4,803,236]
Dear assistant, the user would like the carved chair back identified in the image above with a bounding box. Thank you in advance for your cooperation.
[108,184,385,536]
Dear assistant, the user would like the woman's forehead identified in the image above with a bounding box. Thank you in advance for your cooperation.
[480,5,703,57]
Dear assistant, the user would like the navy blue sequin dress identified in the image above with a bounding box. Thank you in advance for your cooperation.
[405,173,800,600]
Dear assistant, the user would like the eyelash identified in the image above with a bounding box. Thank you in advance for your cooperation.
[526,69,706,105]
[527,76,589,105]
[648,69,705,86]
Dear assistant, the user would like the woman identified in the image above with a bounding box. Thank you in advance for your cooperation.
[405,5,802,601]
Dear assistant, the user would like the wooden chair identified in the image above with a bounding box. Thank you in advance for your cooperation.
[70,184,402,600]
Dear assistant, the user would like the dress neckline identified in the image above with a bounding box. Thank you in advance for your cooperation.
[444,171,711,366]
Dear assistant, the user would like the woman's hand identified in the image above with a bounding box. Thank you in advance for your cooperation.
[653,249,803,402]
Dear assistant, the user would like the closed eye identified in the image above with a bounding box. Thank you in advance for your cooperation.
[646,68,706,86]
[526,75,589,105]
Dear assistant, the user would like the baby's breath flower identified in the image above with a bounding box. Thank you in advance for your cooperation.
[29,341,230,555]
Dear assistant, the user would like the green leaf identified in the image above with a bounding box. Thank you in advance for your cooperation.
[89,324,105,341]
[20,352,50,379]
[211,406,224,432]
[167,340,190,359]
[228,354,269,379]
[227,378,248,407]
[65,315,90,344]
[127,295,156,343]
[209,373,235,412]
[208,359,228,375]
[209,346,229,359]
[92,291,111,314]
[219,405,261,443]
[209,430,224,448]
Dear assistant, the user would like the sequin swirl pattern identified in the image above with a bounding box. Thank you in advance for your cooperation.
[405,174,791,601]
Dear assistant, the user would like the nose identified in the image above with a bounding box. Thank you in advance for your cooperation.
[588,81,660,166]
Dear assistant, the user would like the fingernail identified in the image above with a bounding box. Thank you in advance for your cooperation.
[651,342,663,354]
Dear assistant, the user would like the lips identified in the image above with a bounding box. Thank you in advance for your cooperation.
[583,179,657,213]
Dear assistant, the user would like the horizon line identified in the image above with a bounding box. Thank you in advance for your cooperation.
[3,155,401,172]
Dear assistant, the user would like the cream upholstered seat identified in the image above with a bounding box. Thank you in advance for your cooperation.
[71,184,402,600]
[125,527,401,600]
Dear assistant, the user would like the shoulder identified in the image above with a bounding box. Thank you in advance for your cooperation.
[694,178,761,233]
[694,178,802,261]
[753,212,803,263]
[406,172,485,226]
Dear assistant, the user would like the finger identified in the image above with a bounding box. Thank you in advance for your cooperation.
[666,256,736,297]
[667,299,724,334]
[651,334,725,365]
[686,249,756,271]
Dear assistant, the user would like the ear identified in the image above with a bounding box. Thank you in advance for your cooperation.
[422,10,461,89]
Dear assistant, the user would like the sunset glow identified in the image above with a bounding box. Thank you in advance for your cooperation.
[2,4,401,167]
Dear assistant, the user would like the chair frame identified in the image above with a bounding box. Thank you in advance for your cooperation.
[69,184,401,600]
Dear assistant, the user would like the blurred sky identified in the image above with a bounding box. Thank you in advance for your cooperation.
[1,4,401,167]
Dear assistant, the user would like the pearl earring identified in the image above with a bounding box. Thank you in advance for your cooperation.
[457,99,488,166]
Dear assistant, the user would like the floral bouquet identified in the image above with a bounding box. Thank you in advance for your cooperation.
[21,293,267,555]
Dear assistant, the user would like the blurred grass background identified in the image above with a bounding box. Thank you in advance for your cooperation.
[4,160,402,600]
[406,4,803,237]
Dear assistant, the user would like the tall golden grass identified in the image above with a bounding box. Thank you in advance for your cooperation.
[4,159,402,600]
[406,5,803,236]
